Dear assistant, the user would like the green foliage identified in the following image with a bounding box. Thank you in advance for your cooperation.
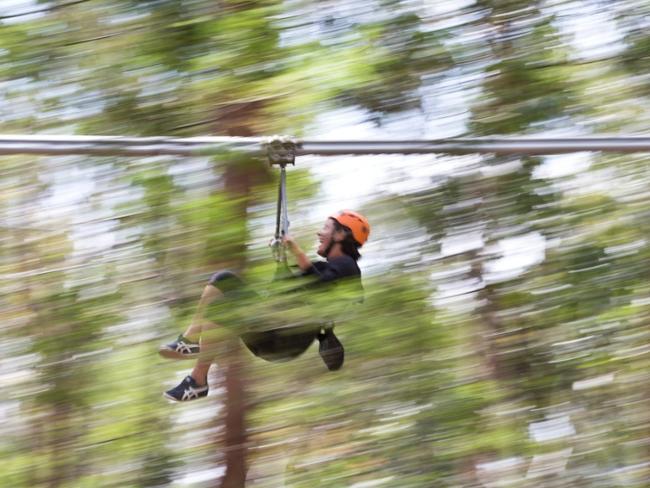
[2,1,650,487]
[347,13,452,113]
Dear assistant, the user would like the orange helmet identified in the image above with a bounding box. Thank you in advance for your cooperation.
[330,210,370,246]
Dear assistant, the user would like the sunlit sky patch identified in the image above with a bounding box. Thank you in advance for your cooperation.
[1,0,43,24]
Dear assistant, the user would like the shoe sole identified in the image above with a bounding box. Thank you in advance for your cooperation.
[163,392,182,402]
[158,348,200,360]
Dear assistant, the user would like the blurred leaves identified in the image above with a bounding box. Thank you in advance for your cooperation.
[2,0,650,487]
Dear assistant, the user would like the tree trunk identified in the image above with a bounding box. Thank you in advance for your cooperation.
[218,341,248,488]
[215,118,272,488]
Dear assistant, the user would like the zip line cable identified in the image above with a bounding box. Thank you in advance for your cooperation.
[3,135,650,157]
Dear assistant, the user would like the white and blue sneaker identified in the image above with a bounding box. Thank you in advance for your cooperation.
[164,375,208,402]
[159,335,200,359]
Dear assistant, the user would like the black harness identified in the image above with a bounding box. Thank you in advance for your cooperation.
[239,137,324,363]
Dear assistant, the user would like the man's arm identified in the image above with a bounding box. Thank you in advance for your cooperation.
[283,235,312,272]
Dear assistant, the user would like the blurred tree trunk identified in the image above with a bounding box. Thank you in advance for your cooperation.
[219,342,248,488]
[215,111,272,488]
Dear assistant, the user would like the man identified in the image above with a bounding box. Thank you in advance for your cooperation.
[160,210,370,402]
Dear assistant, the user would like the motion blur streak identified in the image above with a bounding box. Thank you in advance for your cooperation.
[1,0,649,487]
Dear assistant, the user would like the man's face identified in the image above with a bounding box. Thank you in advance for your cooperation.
[317,218,338,257]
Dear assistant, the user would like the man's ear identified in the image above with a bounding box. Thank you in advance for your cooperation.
[333,229,347,242]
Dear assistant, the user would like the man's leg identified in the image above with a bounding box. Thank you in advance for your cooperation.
[189,312,228,385]
[163,271,247,402]
[162,317,223,402]
[159,271,236,360]
[183,284,224,342]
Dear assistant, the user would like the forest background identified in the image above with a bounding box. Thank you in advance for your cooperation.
[1,0,649,487]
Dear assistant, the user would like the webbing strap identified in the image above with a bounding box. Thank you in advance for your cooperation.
[272,166,289,263]
[265,136,296,264]
[279,166,289,238]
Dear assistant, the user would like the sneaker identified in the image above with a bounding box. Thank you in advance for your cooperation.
[159,334,200,359]
[317,328,344,371]
[163,375,208,402]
